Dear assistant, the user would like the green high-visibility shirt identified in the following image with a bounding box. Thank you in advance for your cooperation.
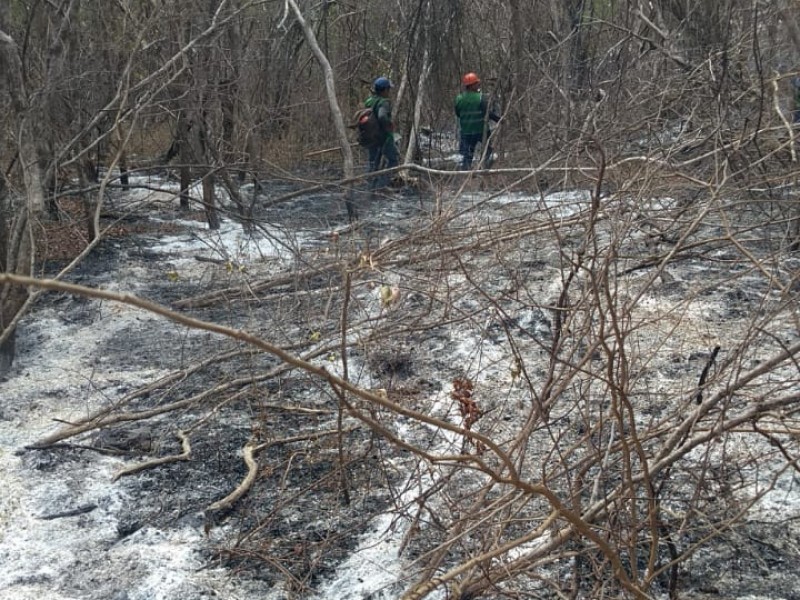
[455,91,490,135]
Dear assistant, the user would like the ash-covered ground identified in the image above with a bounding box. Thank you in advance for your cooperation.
[2,172,800,600]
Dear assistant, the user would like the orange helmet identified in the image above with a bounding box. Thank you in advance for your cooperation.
[462,72,480,87]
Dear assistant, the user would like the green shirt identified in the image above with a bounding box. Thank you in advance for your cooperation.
[455,91,489,135]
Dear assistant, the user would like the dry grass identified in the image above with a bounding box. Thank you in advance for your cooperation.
[35,198,189,263]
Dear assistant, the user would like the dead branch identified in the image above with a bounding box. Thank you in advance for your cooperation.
[38,504,98,521]
[206,442,259,513]
[172,262,340,309]
[252,427,355,454]
[112,430,192,481]
[694,345,721,404]
[209,429,358,514]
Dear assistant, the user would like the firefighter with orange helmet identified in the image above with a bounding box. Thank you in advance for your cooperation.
[454,72,500,169]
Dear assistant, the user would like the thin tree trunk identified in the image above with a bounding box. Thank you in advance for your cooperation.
[287,0,354,179]
[116,128,130,189]
[778,2,800,249]
[0,183,14,374]
[403,48,432,167]
[0,28,46,374]
[178,113,192,209]
[288,0,357,219]
[119,154,129,189]
[203,174,220,230]
[39,0,81,216]
[79,162,98,240]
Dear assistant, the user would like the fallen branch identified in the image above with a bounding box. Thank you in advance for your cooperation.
[252,426,356,454]
[207,428,355,515]
[112,430,192,481]
[172,262,339,309]
[39,503,98,520]
[193,254,229,266]
[694,345,721,405]
[304,142,359,157]
[260,403,331,415]
[206,442,258,513]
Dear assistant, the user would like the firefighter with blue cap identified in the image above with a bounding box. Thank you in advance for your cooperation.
[363,77,399,191]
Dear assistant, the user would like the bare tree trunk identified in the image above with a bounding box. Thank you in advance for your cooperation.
[39,0,81,220]
[287,0,355,217]
[180,165,192,210]
[403,48,432,167]
[193,117,218,229]
[0,180,15,374]
[0,28,46,375]
[286,0,353,171]
[79,162,98,240]
[203,174,220,230]
[178,113,192,209]
[115,127,130,189]
[777,1,800,248]
[119,153,129,189]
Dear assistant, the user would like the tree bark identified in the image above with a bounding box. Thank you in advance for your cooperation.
[0,28,46,375]
[203,174,220,230]
[178,113,192,209]
[403,48,432,167]
[287,0,354,182]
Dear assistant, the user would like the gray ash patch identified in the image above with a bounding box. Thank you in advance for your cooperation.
[103,406,400,591]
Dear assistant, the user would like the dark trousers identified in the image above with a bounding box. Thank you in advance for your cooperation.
[460,132,492,170]
[368,136,400,190]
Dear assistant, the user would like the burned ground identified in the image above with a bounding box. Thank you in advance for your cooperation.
[3,176,800,600]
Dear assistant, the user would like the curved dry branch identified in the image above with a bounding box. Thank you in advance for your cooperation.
[204,426,355,519]
[206,442,258,513]
[112,430,191,481]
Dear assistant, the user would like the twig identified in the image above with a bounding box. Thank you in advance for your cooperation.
[252,427,355,454]
[206,428,356,517]
[256,403,331,415]
[39,504,98,520]
[695,346,721,405]
[206,442,258,513]
[112,430,191,481]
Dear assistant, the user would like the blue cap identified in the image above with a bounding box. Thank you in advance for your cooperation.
[373,77,392,92]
